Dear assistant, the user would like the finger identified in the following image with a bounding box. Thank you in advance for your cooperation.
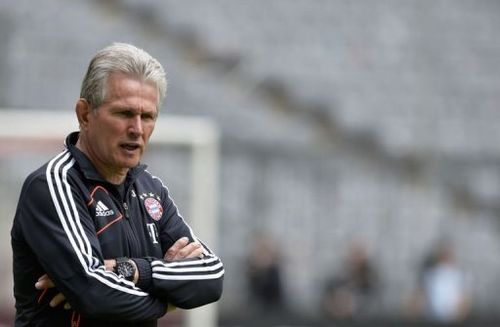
[49,293,66,308]
[64,302,72,310]
[104,259,116,271]
[191,245,205,259]
[164,237,189,260]
[37,274,48,282]
[178,242,202,259]
[35,275,55,290]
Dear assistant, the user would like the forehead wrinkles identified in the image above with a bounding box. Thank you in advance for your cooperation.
[103,74,158,111]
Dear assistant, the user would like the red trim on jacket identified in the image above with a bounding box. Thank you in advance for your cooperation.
[96,214,124,235]
[87,185,110,206]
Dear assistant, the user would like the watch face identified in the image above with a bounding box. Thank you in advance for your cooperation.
[117,261,135,280]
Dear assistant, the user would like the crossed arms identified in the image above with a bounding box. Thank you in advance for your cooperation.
[36,237,206,310]
[12,165,224,322]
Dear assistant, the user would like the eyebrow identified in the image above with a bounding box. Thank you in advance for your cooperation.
[114,107,158,118]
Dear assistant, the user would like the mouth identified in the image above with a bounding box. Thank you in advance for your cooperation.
[120,143,141,152]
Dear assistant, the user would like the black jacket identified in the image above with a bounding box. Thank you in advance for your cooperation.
[11,132,224,326]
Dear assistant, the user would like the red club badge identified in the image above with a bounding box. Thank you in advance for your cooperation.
[144,197,163,221]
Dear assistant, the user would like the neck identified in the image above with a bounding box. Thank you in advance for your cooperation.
[76,136,128,185]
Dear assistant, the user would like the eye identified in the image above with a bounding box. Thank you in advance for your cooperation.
[117,110,134,118]
[142,113,157,121]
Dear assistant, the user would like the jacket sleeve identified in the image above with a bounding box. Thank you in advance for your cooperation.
[133,179,224,309]
[14,159,167,321]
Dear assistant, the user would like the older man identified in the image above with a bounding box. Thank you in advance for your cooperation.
[11,43,224,327]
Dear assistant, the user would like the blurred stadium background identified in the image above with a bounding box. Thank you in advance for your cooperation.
[1,1,500,326]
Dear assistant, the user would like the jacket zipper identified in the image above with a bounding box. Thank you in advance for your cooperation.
[113,187,141,257]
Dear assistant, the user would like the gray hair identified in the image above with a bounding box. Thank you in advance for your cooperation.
[80,42,167,110]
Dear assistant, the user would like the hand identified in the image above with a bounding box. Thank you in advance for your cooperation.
[35,274,71,309]
[104,259,116,271]
[35,262,116,310]
[164,237,204,261]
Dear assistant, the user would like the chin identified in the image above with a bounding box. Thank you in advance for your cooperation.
[118,159,140,169]
[126,161,140,168]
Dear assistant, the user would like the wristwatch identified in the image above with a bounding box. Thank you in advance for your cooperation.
[115,257,136,282]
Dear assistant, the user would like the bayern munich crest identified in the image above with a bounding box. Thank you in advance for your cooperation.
[144,197,163,221]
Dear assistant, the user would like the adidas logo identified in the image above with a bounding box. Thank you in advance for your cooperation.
[95,201,115,217]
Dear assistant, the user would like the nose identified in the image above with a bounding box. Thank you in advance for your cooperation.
[128,115,143,137]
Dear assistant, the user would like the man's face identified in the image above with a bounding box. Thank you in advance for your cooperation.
[83,73,158,174]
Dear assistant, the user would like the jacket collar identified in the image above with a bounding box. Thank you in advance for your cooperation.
[64,131,147,185]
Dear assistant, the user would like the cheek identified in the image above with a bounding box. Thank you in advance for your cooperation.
[98,120,124,138]
[89,122,120,148]
[143,124,155,140]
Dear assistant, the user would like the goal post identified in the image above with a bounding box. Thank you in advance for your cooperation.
[0,109,220,327]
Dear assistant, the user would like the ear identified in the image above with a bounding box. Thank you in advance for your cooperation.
[75,98,91,130]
